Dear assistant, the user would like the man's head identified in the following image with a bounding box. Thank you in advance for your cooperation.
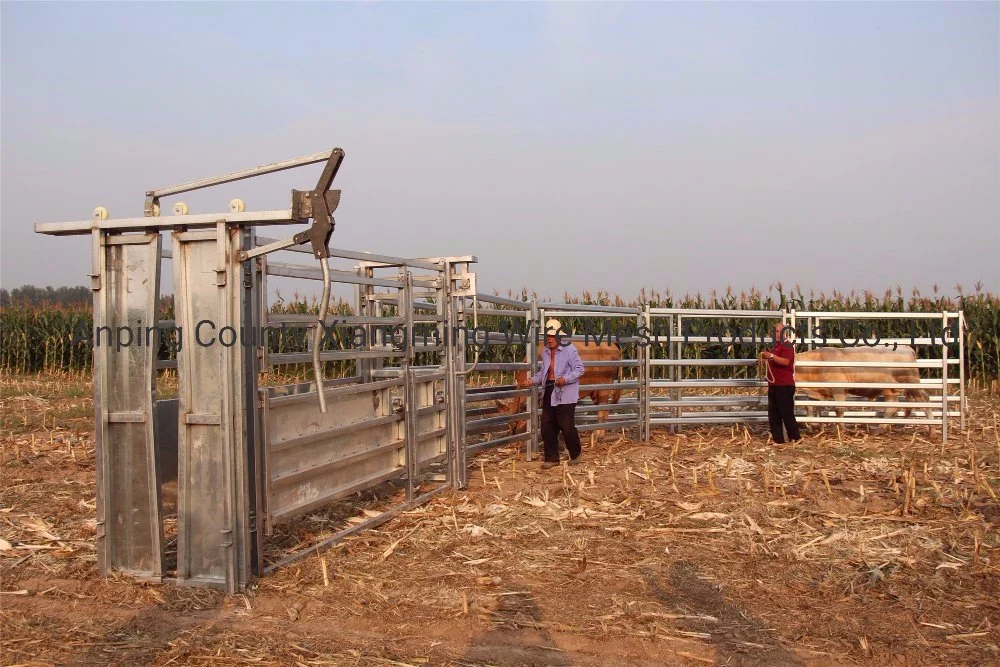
[544,318,563,349]
[773,322,791,344]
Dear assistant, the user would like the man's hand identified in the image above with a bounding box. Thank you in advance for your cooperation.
[555,376,566,387]
[760,351,772,361]
[516,377,531,389]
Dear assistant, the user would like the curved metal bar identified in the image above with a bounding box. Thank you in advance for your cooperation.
[313,258,332,412]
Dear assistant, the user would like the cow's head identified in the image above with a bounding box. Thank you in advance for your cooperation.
[495,370,529,435]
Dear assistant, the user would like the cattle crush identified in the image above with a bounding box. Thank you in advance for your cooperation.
[34,148,967,592]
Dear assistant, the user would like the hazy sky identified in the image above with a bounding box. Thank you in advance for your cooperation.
[2,2,998,302]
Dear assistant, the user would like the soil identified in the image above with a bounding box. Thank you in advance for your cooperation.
[2,373,998,666]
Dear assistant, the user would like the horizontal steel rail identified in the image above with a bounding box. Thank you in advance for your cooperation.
[538,307,643,317]
[266,261,404,288]
[465,388,533,403]
[796,360,955,368]
[267,377,401,406]
[475,293,532,309]
[649,308,781,317]
[793,338,959,347]
[255,236,443,272]
[652,416,770,425]
[365,296,439,310]
[794,311,961,319]
[465,362,532,372]
[795,381,946,389]
[149,149,335,198]
[267,314,406,327]
[576,419,639,433]
[37,210,300,236]
[465,432,531,455]
[652,379,763,388]
[800,398,958,408]
[269,349,406,365]
[466,411,531,434]
[472,308,531,318]
[651,397,767,407]
[799,416,944,425]
[652,358,758,367]
[576,381,640,392]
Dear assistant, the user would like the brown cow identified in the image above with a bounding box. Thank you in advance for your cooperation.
[795,346,929,422]
[496,341,623,446]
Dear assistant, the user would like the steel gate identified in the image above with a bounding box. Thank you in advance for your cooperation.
[35,148,483,590]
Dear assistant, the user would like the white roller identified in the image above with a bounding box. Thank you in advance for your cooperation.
[173,202,189,215]
[93,206,109,221]
[230,198,246,213]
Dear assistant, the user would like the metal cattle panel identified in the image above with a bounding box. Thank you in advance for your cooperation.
[95,233,164,579]
[172,229,248,590]
[264,379,404,528]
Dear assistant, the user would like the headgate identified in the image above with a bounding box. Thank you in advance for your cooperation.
[35,148,483,590]
[34,148,969,592]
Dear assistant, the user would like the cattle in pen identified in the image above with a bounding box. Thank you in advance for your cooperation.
[795,345,930,422]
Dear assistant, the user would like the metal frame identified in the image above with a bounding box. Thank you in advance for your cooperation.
[35,148,970,593]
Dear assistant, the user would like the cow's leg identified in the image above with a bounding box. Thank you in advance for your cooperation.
[586,391,609,448]
[880,389,899,432]
[593,396,610,448]
[833,390,847,426]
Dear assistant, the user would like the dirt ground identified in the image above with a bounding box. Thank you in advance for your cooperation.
[2,373,999,666]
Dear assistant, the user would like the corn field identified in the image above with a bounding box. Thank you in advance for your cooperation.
[2,285,998,390]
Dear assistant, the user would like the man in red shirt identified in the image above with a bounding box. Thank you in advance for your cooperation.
[760,323,801,443]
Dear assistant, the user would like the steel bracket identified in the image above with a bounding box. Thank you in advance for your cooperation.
[144,195,160,217]
[291,148,344,259]
[451,271,477,298]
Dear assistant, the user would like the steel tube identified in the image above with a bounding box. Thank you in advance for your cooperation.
[36,210,299,236]
[465,432,530,455]
[475,293,531,309]
[266,262,403,288]
[148,150,334,198]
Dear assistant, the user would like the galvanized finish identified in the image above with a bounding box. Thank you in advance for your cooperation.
[35,147,971,594]
[93,232,164,580]
[172,228,251,590]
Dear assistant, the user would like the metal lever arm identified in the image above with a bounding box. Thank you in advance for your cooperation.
[232,148,346,413]
[292,148,345,259]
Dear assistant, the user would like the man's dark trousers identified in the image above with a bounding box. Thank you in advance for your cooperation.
[541,382,582,462]
[767,385,801,443]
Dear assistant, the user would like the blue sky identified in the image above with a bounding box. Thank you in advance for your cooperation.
[3,2,998,300]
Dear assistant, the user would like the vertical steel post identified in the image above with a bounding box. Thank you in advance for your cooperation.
[941,312,949,444]
[402,270,417,500]
[958,311,966,432]
[641,307,651,442]
[240,227,265,580]
[675,314,683,433]
[529,305,543,460]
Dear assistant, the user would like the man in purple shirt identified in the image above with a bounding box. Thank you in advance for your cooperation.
[517,319,586,469]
